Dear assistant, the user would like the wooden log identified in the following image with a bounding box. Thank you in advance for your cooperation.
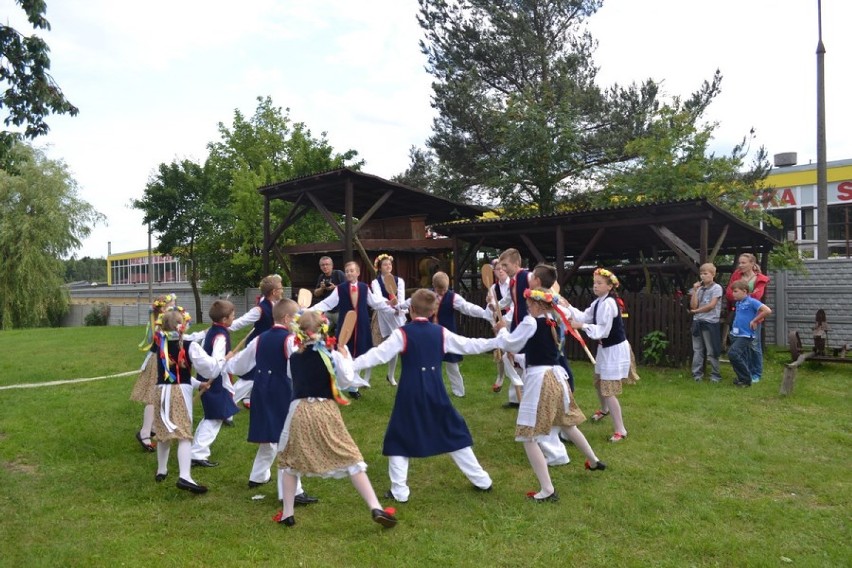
[780,352,815,396]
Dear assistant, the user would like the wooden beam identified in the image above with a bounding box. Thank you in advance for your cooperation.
[650,225,699,274]
[268,193,310,245]
[305,192,346,240]
[345,179,354,262]
[263,196,270,274]
[562,227,605,285]
[708,223,729,263]
[700,218,708,264]
[352,236,376,281]
[520,234,545,264]
[353,190,394,232]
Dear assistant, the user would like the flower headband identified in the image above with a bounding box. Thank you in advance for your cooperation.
[290,310,336,350]
[373,253,394,270]
[152,293,177,310]
[523,288,556,304]
[594,268,619,288]
[155,306,192,336]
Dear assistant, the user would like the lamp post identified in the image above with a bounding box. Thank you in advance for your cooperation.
[816,0,828,259]
[147,223,153,304]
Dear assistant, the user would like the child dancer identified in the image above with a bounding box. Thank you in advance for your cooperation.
[276,310,395,528]
[312,261,396,399]
[493,248,531,407]
[486,259,510,393]
[565,268,632,442]
[353,289,499,503]
[150,309,211,494]
[370,254,406,386]
[190,300,239,467]
[425,271,492,397]
[496,288,606,502]
[226,298,316,498]
[229,274,286,409]
[131,294,174,452]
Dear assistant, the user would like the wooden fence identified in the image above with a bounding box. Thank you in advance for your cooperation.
[458,290,693,367]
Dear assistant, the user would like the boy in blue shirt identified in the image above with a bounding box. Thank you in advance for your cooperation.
[727,280,771,387]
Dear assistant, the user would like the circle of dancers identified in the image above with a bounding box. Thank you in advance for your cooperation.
[130,249,638,528]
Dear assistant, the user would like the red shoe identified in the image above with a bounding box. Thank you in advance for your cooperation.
[591,410,609,422]
[491,383,502,393]
[609,432,627,442]
[584,460,607,471]
[242,400,251,409]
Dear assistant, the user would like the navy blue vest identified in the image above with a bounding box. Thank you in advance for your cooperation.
[152,335,192,385]
[376,275,400,299]
[524,317,561,366]
[336,281,372,356]
[250,298,274,341]
[197,324,231,381]
[511,269,530,331]
[592,295,626,347]
[290,348,335,400]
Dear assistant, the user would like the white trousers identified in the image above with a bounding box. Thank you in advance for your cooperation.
[190,418,223,460]
[232,378,253,403]
[445,362,465,397]
[387,446,491,502]
[249,442,277,484]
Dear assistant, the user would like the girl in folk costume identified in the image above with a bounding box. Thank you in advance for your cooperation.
[496,288,606,502]
[312,261,396,398]
[131,294,196,452]
[370,254,406,386]
[487,259,511,393]
[149,309,211,494]
[353,289,499,503]
[275,310,395,528]
[564,268,633,442]
[228,274,286,408]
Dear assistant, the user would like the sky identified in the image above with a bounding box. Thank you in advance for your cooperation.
[3,0,850,259]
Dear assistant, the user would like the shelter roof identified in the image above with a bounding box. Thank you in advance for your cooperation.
[258,168,487,224]
[431,198,780,261]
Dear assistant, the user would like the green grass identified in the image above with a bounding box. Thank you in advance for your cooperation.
[0,327,849,567]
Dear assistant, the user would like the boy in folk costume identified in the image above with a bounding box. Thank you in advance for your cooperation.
[490,248,531,407]
[226,299,318,504]
[495,288,606,502]
[312,261,396,399]
[150,309,211,494]
[352,289,499,503]
[228,274,286,410]
[370,253,407,386]
[275,310,394,528]
[407,271,493,397]
[190,300,239,467]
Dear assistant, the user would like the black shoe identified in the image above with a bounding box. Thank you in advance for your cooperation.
[502,402,520,409]
[735,381,752,388]
[584,460,607,471]
[383,489,407,503]
[294,492,319,505]
[278,515,295,527]
[526,490,559,502]
[248,479,270,489]
[191,459,219,468]
[474,484,493,492]
[223,418,235,427]
[371,508,398,528]
[155,473,167,482]
[176,477,208,494]
[348,390,362,400]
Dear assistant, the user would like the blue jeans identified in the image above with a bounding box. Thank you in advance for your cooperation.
[728,336,753,385]
[749,324,763,381]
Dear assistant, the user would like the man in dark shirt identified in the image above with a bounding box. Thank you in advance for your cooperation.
[314,256,345,330]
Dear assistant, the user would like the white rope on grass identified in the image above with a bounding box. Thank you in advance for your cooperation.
[0,370,137,390]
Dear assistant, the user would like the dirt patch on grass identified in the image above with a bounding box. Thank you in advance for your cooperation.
[2,458,39,475]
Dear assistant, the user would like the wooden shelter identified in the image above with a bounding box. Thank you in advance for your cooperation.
[431,198,781,295]
[258,168,487,290]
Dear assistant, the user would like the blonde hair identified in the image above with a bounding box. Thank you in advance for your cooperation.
[409,289,437,318]
[260,274,283,297]
[498,248,521,265]
[273,298,298,322]
[699,263,717,276]
[432,271,449,290]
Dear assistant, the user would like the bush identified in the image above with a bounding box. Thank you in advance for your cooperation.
[83,303,110,326]
[642,330,669,365]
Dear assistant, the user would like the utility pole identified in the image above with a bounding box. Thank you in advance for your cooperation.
[147,223,154,304]
[816,0,828,259]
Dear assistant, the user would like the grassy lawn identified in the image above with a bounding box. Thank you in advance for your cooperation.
[0,326,849,567]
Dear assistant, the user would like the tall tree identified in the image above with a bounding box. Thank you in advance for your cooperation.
[0,0,78,167]
[63,256,106,283]
[417,0,662,213]
[132,159,211,321]
[589,77,774,227]
[0,141,102,328]
[201,96,362,294]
